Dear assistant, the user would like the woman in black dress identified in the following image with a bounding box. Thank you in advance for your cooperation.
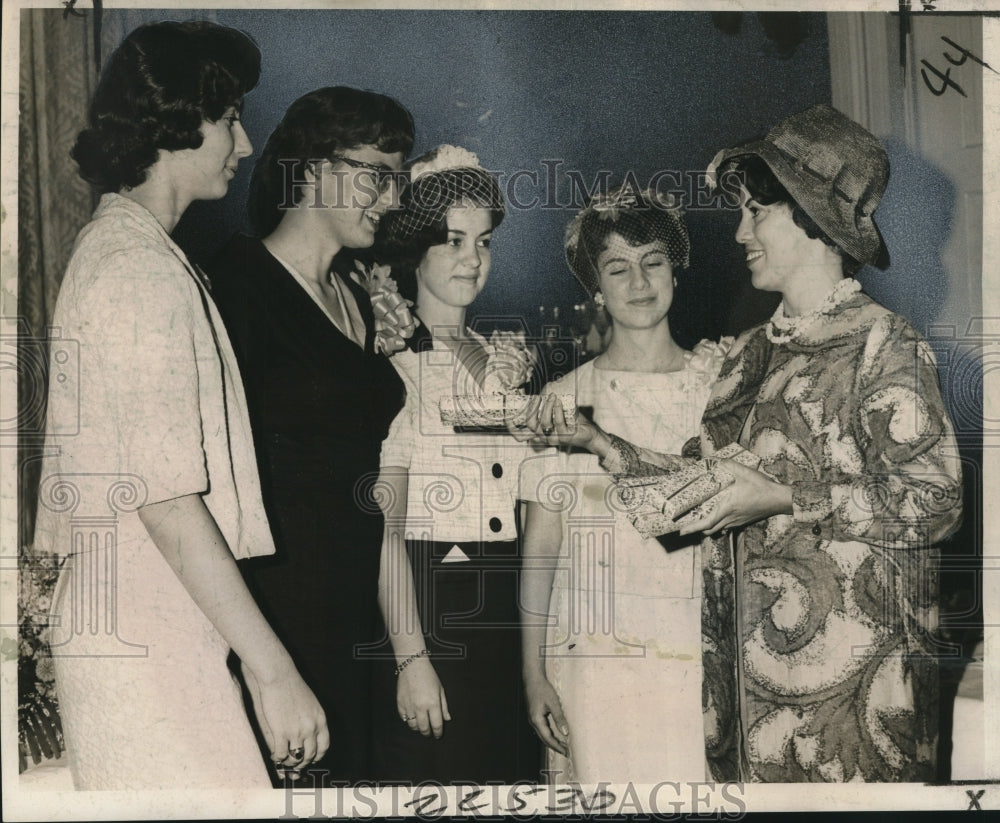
[208,86,414,784]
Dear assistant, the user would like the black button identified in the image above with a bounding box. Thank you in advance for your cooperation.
[489,517,502,533]
[811,524,822,536]
[491,462,503,478]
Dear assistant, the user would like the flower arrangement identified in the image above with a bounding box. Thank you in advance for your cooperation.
[688,336,735,379]
[351,260,418,356]
[591,187,640,217]
[409,145,483,182]
[17,548,64,772]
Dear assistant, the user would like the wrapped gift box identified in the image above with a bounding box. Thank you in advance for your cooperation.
[616,443,761,538]
[439,393,576,429]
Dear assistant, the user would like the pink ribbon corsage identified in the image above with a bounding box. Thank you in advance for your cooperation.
[352,260,418,356]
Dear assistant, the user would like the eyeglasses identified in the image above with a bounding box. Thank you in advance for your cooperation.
[328,154,400,196]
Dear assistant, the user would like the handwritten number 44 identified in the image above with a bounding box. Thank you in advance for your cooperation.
[922,36,999,98]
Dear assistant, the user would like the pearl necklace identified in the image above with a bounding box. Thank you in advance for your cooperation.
[766,278,862,345]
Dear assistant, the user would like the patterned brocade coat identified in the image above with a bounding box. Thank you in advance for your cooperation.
[695,292,962,782]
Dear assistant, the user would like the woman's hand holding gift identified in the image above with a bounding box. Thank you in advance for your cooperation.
[507,393,611,458]
[677,459,793,536]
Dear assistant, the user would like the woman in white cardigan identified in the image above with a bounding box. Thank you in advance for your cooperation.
[35,21,325,789]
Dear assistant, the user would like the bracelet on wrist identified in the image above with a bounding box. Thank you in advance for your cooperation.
[394,649,431,676]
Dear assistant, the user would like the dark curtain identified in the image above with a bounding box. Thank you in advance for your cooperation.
[18,8,98,550]
[17,7,97,772]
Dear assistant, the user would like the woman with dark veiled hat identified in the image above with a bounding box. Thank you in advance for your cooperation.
[522,104,962,782]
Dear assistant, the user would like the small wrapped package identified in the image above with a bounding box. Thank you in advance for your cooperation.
[616,443,761,538]
[439,393,577,429]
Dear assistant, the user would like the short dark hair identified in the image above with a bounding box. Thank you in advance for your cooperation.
[71,21,261,193]
[247,86,415,237]
[375,167,504,302]
[730,155,863,276]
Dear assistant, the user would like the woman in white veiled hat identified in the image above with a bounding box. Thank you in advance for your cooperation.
[516,185,730,784]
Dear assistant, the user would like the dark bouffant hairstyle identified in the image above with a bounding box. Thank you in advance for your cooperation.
[247,86,415,237]
[730,154,863,276]
[375,165,505,303]
[71,21,261,193]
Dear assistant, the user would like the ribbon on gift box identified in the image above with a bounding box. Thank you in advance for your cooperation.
[482,330,537,393]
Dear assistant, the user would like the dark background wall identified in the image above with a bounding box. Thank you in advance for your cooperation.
[161,9,833,347]
[166,9,979,664]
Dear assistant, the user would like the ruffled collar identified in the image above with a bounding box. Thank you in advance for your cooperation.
[766,285,871,348]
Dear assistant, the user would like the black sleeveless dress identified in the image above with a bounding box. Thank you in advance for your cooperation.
[208,235,404,784]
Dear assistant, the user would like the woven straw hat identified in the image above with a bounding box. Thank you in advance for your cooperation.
[710,104,889,268]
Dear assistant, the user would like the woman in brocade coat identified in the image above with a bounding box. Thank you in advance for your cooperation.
[528,104,962,782]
